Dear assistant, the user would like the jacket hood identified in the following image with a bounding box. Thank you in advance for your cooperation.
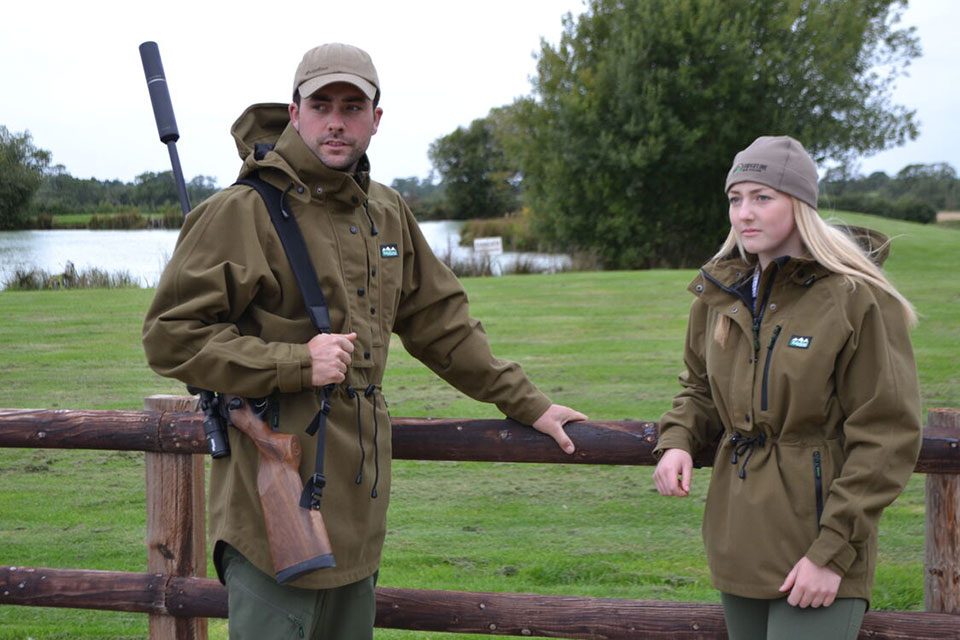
[231,103,290,167]
[841,225,890,267]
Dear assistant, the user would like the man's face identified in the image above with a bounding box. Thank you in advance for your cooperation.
[289,82,382,173]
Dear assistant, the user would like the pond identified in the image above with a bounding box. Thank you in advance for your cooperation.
[0,221,570,288]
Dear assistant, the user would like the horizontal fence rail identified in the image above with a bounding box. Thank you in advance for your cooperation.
[2,404,959,640]
[3,566,959,640]
[1,408,958,472]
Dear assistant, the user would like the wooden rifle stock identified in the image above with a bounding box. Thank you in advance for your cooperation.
[224,396,335,584]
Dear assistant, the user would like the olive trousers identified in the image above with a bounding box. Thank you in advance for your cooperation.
[721,592,867,640]
[222,545,377,640]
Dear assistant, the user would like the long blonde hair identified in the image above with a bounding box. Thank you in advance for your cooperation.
[711,196,917,345]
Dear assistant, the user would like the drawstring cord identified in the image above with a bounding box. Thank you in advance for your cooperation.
[344,384,381,499]
[346,386,367,485]
[362,200,379,236]
[365,384,381,499]
[729,431,766,479]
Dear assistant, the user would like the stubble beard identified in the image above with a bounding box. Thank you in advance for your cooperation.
[313,135,367,173]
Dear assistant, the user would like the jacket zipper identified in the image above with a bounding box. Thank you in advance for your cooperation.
[760,325,782,411]
[813,450,824,528]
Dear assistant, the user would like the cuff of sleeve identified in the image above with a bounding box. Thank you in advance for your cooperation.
[805,526,857,576]
[503,392,552,427]
[277,345,312,394]
[653,428,694,460]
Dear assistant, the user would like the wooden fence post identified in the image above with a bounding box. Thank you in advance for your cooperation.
[144,395,208,640]
[925,408,960,613]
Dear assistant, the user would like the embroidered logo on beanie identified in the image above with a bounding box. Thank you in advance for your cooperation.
[733,163,768,174]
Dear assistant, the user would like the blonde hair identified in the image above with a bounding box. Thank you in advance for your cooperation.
[711,196,917,346]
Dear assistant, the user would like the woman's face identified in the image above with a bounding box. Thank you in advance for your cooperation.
[727,181,804,269]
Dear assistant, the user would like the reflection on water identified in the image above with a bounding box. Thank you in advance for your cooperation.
[0,221,569,288]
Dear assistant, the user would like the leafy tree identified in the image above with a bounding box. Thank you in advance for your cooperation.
[187,175,220,208]
[0,126,51,229]
[511,0,921,268]
[428,116,521,220]
[893,163,958,209]
[862,171,893,194]
[390,175,449,220]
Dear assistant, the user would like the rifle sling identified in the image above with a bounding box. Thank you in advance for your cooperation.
[235,174,331,511]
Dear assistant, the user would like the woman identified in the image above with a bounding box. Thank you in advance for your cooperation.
[652,135,922,639]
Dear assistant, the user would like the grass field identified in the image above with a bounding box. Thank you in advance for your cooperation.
[0,211,957,639]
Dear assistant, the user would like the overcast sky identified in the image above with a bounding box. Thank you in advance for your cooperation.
[2,0,956,190]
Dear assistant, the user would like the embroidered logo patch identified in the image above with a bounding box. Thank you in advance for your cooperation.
[380,244,399,258]
[788,335,812,349]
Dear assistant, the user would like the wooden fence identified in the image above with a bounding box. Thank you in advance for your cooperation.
[1,398,958,639]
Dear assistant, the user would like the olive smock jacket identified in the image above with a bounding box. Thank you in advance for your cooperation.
[142,103,552,589]
[654,247,921,602]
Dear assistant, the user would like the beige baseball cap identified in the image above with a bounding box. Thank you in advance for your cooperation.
[293,43,379,101]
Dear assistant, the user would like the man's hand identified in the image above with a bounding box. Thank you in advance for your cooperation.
[307,332,356,386]
[532,404,587,454]
[779,556,842,608]
[652,448,694,497]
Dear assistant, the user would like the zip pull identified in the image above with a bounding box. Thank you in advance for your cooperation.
[768,325,782,349]
[760,325,782,411]
[813,451,824,528]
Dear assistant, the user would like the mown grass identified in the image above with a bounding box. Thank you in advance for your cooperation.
[0,211,956,639]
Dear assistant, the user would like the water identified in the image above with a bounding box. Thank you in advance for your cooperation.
[0,222,569,288]
[0,229,180,288]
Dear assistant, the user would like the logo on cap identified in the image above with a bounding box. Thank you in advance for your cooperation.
[733,163,768,173]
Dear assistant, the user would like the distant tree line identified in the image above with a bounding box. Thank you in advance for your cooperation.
[34,168,219,216]
[819,162,955,223]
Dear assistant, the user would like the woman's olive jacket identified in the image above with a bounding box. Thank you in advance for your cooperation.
[655,246,921,602]
[142,104,551,589]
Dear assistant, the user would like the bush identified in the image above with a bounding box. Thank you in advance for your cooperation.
[88,212,149,230]
[891,196,938,223]
[159,210,184,229]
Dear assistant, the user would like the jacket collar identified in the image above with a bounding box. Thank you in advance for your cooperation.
[257,123,369,207]
[690,255,831,306]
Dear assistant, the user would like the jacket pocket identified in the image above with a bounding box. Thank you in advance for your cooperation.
[760,325,782,411]
[813,450,824,528]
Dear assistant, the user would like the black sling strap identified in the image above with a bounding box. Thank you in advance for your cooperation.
[234,173,333,511]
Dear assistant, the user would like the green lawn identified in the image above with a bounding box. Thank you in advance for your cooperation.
[0,211,956,639]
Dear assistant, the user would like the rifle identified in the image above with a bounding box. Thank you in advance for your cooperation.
[140,41,335,582]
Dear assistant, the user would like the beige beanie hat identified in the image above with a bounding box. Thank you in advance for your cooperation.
[725,136,819,209]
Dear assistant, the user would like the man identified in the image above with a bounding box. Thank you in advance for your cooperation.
[142,42,585,639]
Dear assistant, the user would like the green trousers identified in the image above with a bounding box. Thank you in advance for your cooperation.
[222,545,377,640]
[721,593,867,640]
